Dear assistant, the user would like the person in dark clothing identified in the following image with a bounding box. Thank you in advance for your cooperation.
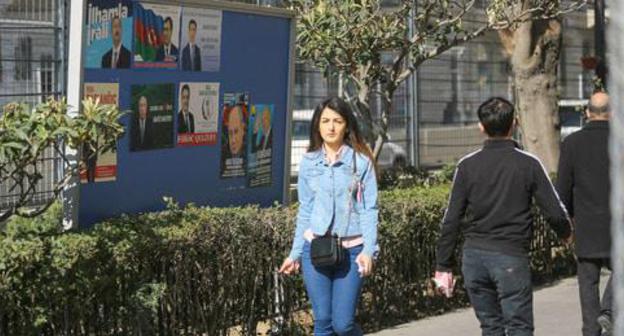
[434,97,573,336]
[556,91,612,336]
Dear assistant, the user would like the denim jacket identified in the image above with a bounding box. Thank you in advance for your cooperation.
[288,145,379,260]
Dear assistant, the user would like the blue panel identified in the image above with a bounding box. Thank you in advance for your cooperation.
[80,5,292,227]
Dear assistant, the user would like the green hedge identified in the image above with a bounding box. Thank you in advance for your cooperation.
[0,185,575,335]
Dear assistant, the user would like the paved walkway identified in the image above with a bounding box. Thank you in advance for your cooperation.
[370,275,610,336]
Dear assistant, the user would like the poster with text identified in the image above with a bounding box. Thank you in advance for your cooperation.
[81,83,119,183]
[220,92,249,178]
[133,2,180,69]
[85,0,133,69]
[130,84,175,151]
[179,7,222,72]
[177,82,220,146]
[247,104,274,188]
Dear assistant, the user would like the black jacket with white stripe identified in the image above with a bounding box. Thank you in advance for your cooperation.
[436,139,572,271]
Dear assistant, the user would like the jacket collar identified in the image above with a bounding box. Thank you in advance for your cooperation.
[308,144,354,166]
[583,120,609,130]
[483,138,520,149]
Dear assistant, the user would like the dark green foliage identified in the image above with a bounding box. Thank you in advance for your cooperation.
[0,185,574,335]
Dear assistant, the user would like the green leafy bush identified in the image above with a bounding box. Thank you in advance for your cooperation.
[0,185,574,335]
[0,97,124,221]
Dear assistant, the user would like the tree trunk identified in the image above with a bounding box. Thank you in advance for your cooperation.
[511,18,563,173]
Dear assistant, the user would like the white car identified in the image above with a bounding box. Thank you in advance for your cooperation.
[290,110,407,177]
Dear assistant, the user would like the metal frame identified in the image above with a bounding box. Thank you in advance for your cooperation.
[145,0,293,18]
[62,0,87,229]
[282,10,296,205]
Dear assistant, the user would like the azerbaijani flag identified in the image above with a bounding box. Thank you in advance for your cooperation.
[133,3,163,62]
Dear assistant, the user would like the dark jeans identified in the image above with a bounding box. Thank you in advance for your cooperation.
[302,242,364,336]
[577,257,613,336]
[462,248,533,336]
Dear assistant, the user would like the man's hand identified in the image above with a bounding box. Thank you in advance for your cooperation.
[563,218,575,246]
[433,271,455,298]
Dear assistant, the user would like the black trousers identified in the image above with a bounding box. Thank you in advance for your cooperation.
[577,257,613,336]
[462,248,533,336]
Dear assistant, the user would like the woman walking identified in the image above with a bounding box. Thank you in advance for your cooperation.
[279,97,379,335]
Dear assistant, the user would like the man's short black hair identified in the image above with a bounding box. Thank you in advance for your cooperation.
[189,19,197,29]
[164,17,173,28]
[477,97,515,137]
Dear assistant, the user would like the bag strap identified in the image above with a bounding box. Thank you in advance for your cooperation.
[338,148,358,239]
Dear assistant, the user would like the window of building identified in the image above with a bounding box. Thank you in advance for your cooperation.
[14,36,32,81]
[40,54,54,101]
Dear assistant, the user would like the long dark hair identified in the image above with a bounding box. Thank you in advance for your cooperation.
[308,96,375,165]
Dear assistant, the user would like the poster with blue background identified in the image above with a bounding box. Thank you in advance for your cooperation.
[247,104,274,187]
[85,0,133,69]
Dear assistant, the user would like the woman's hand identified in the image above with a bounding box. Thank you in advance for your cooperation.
[278,258,300,275]
[355,253,373,277]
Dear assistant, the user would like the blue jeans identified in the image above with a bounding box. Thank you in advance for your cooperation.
[462,248,534,336]
[302,242,364,336]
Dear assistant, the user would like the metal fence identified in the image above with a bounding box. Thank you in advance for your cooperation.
[0,0,67,210]
[290,7,595,174]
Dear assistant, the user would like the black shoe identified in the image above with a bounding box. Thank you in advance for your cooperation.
[597,313,612,336]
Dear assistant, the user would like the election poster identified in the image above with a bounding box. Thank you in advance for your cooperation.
[179,7,222,72]
[130,84,175,151]
[247,104,274,188]
[81,83,119,183]
[133,2,181,69]
[220,92,249,178]
[177,82,220,146]
[84,0,133,69]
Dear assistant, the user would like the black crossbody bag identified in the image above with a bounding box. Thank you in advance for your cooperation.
[310,150,358,267]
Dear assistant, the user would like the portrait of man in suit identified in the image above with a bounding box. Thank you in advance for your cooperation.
[181,19,202,71]
[156,17,179,62]
[131,95,153,151]
[252,106,273,153]
[101,16,131,69]
[226,105,246,158]
[177,84,195,134]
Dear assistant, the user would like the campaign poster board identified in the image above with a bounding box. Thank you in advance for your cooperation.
[79,1,295,227]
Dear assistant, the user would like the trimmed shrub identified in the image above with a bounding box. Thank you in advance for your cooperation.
[0,185,574,335]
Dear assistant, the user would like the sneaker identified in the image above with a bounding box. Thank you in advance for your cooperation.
[597,313,612,336]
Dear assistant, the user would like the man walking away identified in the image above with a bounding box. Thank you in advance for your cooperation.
[435,97,573,336]
[557,91,613,336]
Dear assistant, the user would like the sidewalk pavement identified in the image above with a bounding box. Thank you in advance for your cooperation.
[369,274,609,336]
